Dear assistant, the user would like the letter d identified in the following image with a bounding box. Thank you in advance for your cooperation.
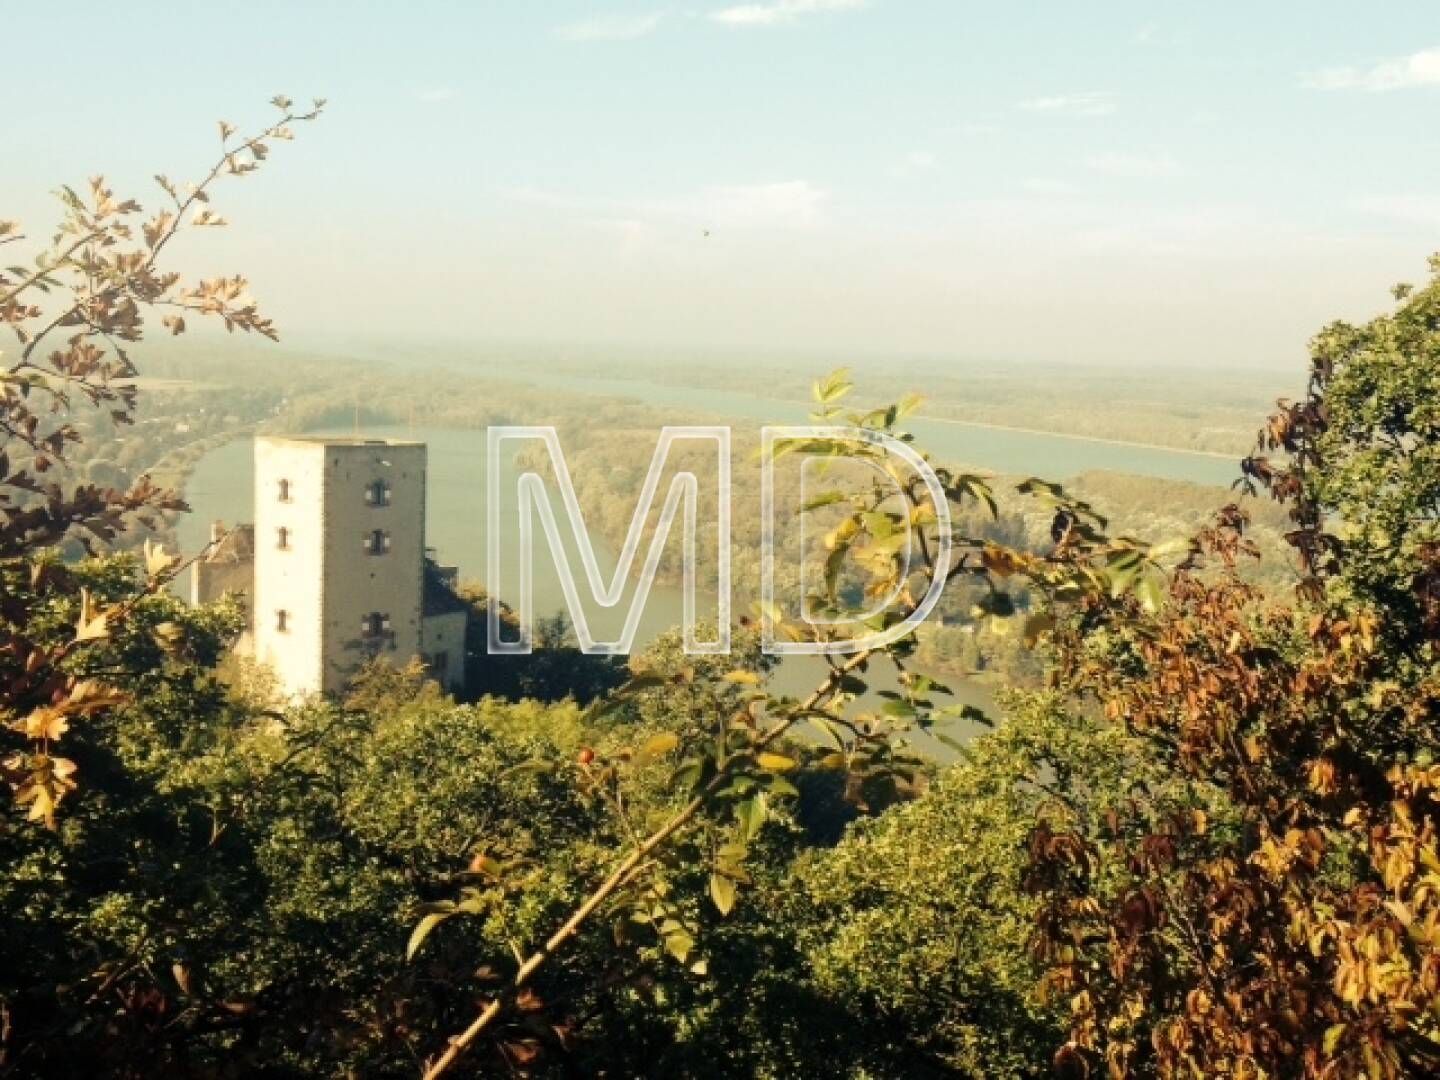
[760,425,951,656]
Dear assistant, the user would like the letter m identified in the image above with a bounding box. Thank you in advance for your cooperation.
[486,426,730,656]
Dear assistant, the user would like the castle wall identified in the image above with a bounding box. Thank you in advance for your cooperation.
[422,610,468,693]
[190,557,254,608]
[319,441,426,693]
[253,440,330,696]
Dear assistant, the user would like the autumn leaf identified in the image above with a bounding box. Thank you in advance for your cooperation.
[23,708,68,742]
[709,873,737,916]
[74,589,110,643]
[144,538,178,578]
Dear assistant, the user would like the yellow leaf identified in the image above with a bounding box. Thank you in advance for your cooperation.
[23,785,56,826]
[67,680,128,714]
[23,708,67,742]
[74,590,110,643]
[757,752,797,773]
[16,756,76,829]
[144,538,177,577]
[641,732,680,757]
[406,912,451,961]
[710,873,737,916]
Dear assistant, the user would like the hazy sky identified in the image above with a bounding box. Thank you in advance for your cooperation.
[6,1,1440,368]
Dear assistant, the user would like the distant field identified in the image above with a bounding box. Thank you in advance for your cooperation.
[353,341,1294,457]
[150,339,1286,495]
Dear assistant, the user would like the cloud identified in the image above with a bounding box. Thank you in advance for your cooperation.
[676,181,828,228]
[1086,152,1181,179]
[1132,24,1183,47]
[946,120,998,136]
[1354,195,1440,227]
[710,0,866,28]
[891,151,937,178]
[557,12,664,41]
[499,186,583,210]
[582,216,663,257]
[1305,46,1440,91]
[1020,177,1079,195]
[1018,90,1117,117]
[415,88,455,103]
[504,180,829,231]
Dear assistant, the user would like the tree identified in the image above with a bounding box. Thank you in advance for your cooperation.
[1,97,322,829]
[412,371,1154,1077]
[1,616,614,1074]
[454,583,627,704]
[1028,256,1440,1078]
[790,691,1145,1078]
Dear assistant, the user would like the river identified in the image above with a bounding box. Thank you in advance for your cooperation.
[495,369,1241,487]
[177,372,1241,759]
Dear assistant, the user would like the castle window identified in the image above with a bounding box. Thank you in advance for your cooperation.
[277,478,292,502]
[430,650,449,674]
[276,609,290,633]
[361,612,392,638]
[364,479,391,507]
[276,526,291,550]
[364,528,391,555]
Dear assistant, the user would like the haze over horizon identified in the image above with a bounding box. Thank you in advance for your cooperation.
[7,1,1439,370]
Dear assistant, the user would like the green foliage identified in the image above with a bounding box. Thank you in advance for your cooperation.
[3,613,602,1073]
[790,691,1148,1078]
[1287,253,1440,625]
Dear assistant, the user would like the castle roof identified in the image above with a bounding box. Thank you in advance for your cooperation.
[202,522,254,562]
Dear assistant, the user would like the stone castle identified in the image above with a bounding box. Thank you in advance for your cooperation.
[190,435,468,697]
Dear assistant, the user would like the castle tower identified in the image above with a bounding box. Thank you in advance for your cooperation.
[252,436,427,697]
